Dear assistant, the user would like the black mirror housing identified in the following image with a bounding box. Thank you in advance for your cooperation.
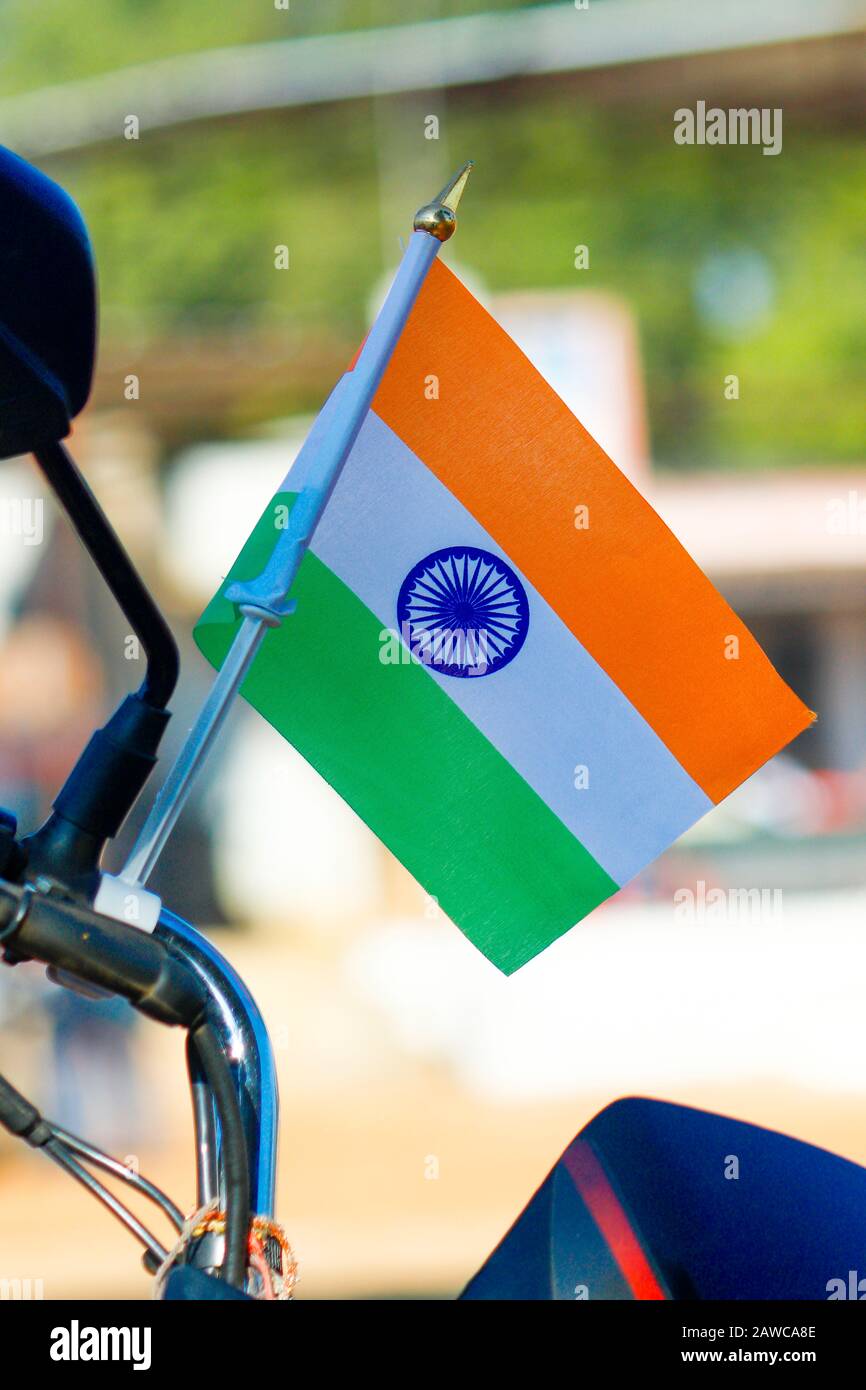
[0,145,96,460]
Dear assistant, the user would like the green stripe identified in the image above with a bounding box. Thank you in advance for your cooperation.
[194,495,616,973]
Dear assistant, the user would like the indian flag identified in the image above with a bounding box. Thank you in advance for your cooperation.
[195,261,813,973]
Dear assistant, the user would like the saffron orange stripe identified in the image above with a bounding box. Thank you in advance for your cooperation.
[372,260,813,803]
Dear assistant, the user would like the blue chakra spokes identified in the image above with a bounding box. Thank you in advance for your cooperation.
[396,546,530,678]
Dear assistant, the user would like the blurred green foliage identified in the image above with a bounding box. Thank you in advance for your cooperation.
[1,0,863,468]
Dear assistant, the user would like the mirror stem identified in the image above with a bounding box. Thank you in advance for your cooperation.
[19,442,180,893]
[32,440,178,708]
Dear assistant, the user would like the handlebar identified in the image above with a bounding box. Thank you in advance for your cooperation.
[0,878,206,1027]
[0,877,255,1289]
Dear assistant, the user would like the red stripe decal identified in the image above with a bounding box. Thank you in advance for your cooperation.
[563,1140,667,1301]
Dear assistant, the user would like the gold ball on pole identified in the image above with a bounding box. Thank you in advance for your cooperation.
[412,161,472,242]
[413,202,457,241]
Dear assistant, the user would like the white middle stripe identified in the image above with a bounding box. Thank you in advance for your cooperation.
[292,409,712,886]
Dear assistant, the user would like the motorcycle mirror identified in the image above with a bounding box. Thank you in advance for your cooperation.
[0,144,96,460]
[461,1096,866,1300]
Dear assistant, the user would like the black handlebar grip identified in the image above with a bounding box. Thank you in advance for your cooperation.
[1,885,207,1029]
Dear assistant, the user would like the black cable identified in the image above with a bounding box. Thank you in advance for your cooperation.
[0,1069,52,1146]
[186,1032,219,1207]
[0,1072,170,1263]
[43,1139,170,1263]
[52,1124,185,1230]
[191,1021,250,1289]
[32,440,179,708]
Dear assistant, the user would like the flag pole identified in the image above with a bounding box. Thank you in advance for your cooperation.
[96,162,473,926]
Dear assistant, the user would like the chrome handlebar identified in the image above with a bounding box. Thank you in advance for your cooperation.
[156,908,279,1220]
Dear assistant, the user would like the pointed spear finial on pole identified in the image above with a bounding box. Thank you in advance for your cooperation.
[413,160,473,242]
